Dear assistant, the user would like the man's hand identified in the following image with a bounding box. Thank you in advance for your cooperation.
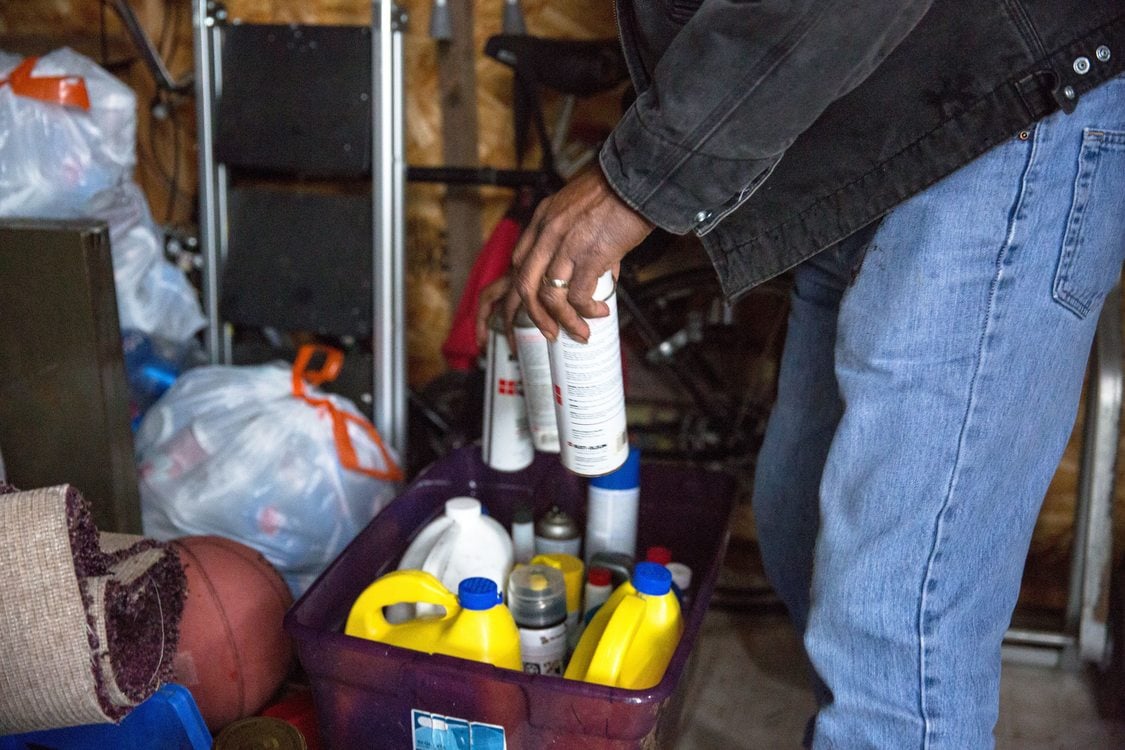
[503,168,653,343]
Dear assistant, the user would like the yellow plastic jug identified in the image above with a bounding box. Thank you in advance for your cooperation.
[530,552,585,646]
[564,562,683,689]
[345,570,522,670]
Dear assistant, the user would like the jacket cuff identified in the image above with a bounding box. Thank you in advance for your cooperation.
[599,105,780,236]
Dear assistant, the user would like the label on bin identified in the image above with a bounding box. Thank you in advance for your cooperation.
[411,710,506,750]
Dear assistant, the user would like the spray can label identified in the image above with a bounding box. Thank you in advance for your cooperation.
[518,622,567,675]
[548,272,629,476]
[482,313,534,472]
[514,307,560,453]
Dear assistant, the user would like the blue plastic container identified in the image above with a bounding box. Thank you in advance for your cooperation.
[0,684,212,750]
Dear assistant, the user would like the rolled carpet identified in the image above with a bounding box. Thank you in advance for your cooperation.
[0,483,186,733]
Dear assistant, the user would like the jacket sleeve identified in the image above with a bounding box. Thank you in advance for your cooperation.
[600,0,935,235]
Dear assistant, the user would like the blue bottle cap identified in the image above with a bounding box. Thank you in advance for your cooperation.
[632,561,672,596]
[458,577,502,610]
[589,445,640,490]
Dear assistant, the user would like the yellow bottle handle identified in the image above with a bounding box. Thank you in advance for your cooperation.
[345,570,461,642]
[585,594,646,687]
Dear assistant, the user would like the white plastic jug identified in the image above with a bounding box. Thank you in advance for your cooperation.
[394,497,514,620]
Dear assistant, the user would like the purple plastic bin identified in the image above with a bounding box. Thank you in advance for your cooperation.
[285,446,734,750]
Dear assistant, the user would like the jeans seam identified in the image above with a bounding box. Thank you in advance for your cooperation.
[915,130,1038,750]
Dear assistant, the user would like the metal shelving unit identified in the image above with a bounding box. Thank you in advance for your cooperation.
[192,0,407,463]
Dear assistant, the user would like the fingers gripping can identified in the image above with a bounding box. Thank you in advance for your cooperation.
[483,311,535,472]
[548,271,629,476]
[514,306,560,453]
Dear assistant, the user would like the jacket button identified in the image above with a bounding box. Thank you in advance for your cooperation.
[694,210,712,224]
[1073,56,1091,75]
[1063,85,1077,100]
[1096,45,1111,62]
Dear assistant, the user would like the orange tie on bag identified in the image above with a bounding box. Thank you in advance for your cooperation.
[291,344,403,482]
[0,57,91,110]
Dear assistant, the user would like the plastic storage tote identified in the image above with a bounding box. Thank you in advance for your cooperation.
[285,446,735,750]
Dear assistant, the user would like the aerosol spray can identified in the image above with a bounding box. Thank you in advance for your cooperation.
[583,566,613,622]
[514,306,560,453]
[548,271,629,476]
[482,311,535,472]
[585,445,641,564]
[511,504,536,564]
[534,505,582,557]
[507,564,568,676]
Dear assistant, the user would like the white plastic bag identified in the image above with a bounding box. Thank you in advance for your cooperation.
[0,48,205,343]
[137,346,402,595]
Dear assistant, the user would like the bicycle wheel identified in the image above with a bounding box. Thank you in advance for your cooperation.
[407,368,485,479]
[618,266,790,474]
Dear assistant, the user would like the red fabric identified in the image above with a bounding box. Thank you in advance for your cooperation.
[442,216,524,370]
[262,690,322,750]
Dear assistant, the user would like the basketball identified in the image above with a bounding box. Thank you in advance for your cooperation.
[171,535,294,731]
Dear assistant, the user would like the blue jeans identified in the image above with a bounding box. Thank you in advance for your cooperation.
[753,75,1125,749]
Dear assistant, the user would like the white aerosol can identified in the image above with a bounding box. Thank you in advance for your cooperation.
[514,306,560,453]
[548,271,629,477]
[482,311,535,472]
[585,444,640,564]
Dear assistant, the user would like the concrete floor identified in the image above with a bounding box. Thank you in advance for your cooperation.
[676,603,1125,749]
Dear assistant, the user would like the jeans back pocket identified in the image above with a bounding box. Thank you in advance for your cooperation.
[1052,129,1125,319]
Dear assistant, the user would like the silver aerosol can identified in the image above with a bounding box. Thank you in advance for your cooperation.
[534,505,582,557]
[548,271,629,476]
[482,311,535,472]
[514,305,560,453]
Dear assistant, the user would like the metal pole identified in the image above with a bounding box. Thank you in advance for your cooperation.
[392,10,408,462]
[192,0,230,364]
[372,1,408,465]
[192,0,220,363]
[1075,284,1122,667]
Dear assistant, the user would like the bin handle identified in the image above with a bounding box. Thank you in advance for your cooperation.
[0,57,91,110]
[291,344,403,482]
